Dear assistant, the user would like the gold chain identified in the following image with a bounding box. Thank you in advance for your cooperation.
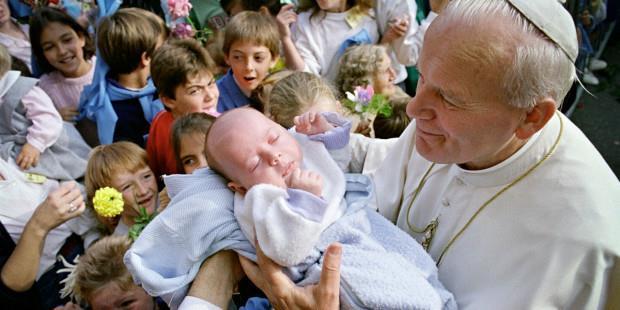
[404,112,564,266]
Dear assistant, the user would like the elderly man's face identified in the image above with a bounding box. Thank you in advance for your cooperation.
[407,18,528,170]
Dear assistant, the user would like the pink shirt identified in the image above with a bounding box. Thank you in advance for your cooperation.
[38,56,96,111]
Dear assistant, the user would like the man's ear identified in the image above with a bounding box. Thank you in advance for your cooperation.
[227,181,247,195]
[515,98,557,140]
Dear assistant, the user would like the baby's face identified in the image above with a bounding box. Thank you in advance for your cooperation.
[209,109,302,192]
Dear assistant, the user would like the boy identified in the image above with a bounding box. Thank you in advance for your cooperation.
[78,8,167,147]
[147,39,219,180]
[216,11,279,113]
[125,108,455,309]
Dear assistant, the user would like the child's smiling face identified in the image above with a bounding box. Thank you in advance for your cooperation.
[40,22,89,78]
[225,41,277,96]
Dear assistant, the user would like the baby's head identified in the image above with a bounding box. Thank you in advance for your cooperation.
[151,39,219,117]
[267,71,342,128]
[336,44,396,97]
[171,112,216,174]
[223,11,279,96]
[205,108,302,194]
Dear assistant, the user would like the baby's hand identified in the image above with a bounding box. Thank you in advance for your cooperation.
[294,111,334,135]
[16,143,41,170]
[287,168,323,197]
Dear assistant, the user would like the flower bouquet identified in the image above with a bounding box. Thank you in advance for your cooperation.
[92,187,156,241]
[343,85,392,119]
[168,0,213,44]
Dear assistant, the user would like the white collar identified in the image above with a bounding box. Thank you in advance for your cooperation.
[452,112,562,187]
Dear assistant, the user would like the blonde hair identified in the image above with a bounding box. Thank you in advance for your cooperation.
[336,44,390,96]
[73,236,134,302]
[97,7,167,76]
[267,72,339,128]
[0,44,11,76]
[85,142,149,208]
[250,69,295,112]
[222,11,280,58]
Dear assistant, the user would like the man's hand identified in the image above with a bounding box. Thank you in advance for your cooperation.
[294,112,334,135]
[286,168,323,197]
[239,242,342,310]
[16,143,41,170]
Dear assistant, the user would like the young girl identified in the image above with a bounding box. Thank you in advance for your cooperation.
[0,44,90,180]
[171,112,216,174]
[286,0,444,85]
[263,71,343,128]
[85,141,159,235]
[29,7,96,123]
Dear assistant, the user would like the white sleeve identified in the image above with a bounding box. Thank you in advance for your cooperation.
[292,15,322,75]
[370,122,417,223]
[22,86,63,152]
[178,296,221,310]
[239,184,325,266]
[348,133,398,175]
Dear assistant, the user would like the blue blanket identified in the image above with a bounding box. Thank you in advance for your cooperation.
[124,169,455,309]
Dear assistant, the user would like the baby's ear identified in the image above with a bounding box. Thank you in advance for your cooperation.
[227,181,247,195]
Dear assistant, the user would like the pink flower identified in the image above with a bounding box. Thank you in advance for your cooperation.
[168,0,193,20]
[172,23,195,38]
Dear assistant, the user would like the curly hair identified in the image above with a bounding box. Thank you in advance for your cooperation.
[336,44,390,97]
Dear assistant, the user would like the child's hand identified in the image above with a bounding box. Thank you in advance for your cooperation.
[59,106,79,122]
[286,168,323,197]
[381,15,409,45]
[294,112,334,135]
[276,4,297,39]
[16,143,41,170]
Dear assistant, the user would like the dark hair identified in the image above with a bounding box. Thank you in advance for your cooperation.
[151,39,216,100]
[373,96,411,139]
[171,113,216,170]
[29,7,95,74]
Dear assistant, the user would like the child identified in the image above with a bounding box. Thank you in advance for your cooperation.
[263,71,342,128]
[373,94,411,139]
[78,8,167,147]
[287,0,438,85]
[171,112,216,174]
[85,141,159,236]
[0,44,90,180]
[216,11,279,113]
[147,39,219,180]
[29,7,96,123]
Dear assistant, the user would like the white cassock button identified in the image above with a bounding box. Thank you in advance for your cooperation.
[442,198,450,207]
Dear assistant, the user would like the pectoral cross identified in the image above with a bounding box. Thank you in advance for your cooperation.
[420,218,439,252]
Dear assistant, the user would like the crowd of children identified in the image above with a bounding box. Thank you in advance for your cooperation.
[0,0,451,308]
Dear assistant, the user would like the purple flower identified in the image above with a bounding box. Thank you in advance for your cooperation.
[172,23,195,38]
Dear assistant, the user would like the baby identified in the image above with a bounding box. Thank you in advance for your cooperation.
[126,108,456,309]
[205,108,351,266]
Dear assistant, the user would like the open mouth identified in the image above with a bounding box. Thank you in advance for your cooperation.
[243,76,257,82]
[59,56,75,64]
